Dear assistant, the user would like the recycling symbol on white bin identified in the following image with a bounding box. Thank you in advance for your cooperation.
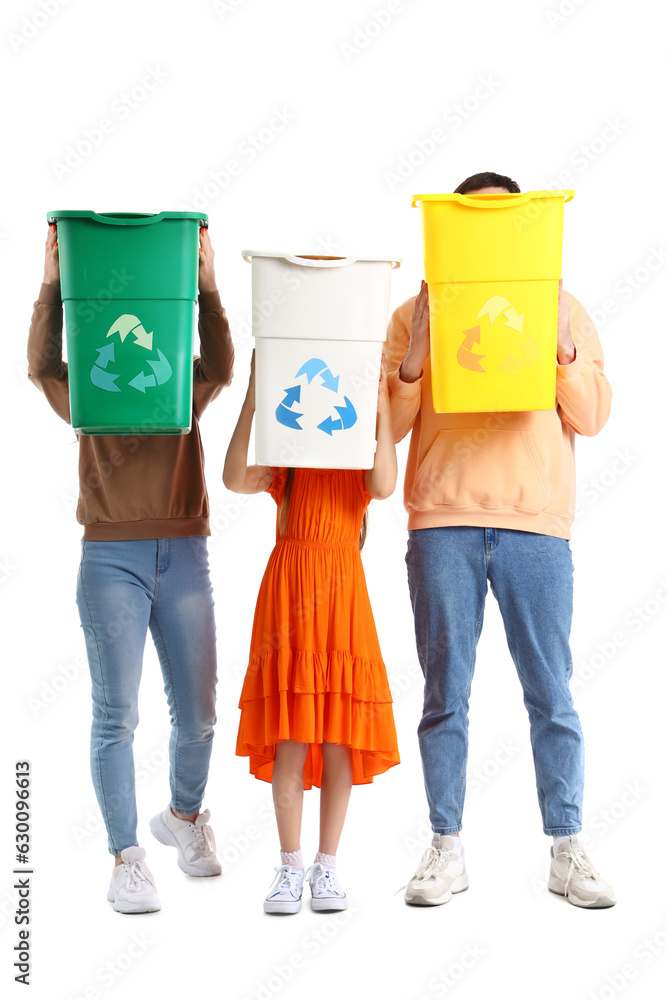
[275,358,357,436]
[89,314,173,393]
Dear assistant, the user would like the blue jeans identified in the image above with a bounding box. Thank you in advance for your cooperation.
[75,538,218,855]
[406,527,584,837]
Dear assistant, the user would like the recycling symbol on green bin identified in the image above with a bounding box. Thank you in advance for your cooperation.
[276,358,357,435]
[89,314,173,394]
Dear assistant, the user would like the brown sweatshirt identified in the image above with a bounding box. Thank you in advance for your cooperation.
[27,282,234,540]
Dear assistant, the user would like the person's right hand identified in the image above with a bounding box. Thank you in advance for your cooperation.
[400,279,430,382]
[43,225,60,285]
[245,349,256,409]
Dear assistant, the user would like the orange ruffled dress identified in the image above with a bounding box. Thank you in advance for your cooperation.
[236,467,400,789]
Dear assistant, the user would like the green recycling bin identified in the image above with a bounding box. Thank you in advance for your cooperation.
[46,210,208,434]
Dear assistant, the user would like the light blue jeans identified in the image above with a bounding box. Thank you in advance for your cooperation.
[75,537,217,855]
[406,527,584,837]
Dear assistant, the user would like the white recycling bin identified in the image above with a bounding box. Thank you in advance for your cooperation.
[243,251,401,469]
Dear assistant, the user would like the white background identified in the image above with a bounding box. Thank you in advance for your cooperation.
[2,1,666,998]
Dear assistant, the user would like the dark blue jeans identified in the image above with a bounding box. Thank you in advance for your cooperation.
[406,526,584,836]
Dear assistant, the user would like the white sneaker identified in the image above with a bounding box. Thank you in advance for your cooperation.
[548,836,616,908]
[306,863,348,912]
[150,805,222,877]
[107,847,161,913]
[264,866,305,914]
[404,837,469,906]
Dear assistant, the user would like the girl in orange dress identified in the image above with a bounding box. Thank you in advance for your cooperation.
[223,352,400,914]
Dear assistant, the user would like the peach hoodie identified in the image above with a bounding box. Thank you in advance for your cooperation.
[384,291,611,540]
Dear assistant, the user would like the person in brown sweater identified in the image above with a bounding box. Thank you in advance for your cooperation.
[28,224,234,913]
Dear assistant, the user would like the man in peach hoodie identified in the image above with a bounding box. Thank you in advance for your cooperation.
[387,172,615,909]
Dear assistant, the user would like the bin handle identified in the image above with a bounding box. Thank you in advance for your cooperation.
[411,190,575,209]
[242,251,401,268]
[46,211,208,227]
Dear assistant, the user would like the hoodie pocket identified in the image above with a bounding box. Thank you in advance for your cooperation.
[410,429,551,513]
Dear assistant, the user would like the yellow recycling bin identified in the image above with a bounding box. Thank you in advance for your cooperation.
[412,190,575,413]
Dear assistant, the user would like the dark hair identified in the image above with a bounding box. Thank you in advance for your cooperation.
[454,171,520,195]
[279,468,368,551]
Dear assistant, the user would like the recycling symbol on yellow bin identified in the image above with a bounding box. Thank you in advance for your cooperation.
[457,296,540,375]
[89,314,173,393]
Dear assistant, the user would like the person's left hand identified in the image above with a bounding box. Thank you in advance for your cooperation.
[377,352,390,414]
[557,278,576,365]
[198,226,217,294]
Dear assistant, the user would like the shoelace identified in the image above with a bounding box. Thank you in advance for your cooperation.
[306,864,344,897]
[191,822,215,857]
[124,860,155,891]
[395,846,457,894]
[562,846,600,896]
[270,866,302,898]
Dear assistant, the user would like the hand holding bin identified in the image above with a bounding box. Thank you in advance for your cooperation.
[412,190,575,413]
[46,210,208,435]
[244,251,401,469]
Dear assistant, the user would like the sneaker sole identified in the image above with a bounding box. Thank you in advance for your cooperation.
[107,889,161,914]
[404,872,469,907]
[264,899,302,914]
[310,896,349,912]
[548,875,616,908]
[149,813,222,878]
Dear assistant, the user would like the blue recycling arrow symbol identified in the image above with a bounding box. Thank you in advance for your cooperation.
[295,358,339,392]
[276,384,303,428]
[275,360,358,436]
[318,396,357,435]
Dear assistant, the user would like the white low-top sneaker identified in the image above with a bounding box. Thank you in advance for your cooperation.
[150,805,222,877]
[264,865,305,914]
[107,846,161,913]
[404,837,469,906]
[548,836,616,908]
[305,863,348,911]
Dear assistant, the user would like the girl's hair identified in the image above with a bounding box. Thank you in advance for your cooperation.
[279,468,368,550]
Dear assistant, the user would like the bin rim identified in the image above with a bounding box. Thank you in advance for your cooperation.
[46,210,208,227]
[242,250,401,269]
[410,190,575,208]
